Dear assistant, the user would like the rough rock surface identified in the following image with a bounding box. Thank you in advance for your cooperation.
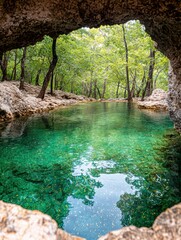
[0,81,94,122]
[0,201,84,240]
[168,66,181,132]
[99,203,181,240]
[138,89,168,110]
[0,201,180,240]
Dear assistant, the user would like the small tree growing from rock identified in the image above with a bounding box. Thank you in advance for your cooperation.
[38,37,58,99]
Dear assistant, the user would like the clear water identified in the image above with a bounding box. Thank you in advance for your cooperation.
[0,102,180,240]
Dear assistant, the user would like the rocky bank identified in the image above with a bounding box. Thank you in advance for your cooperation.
[0,201,180,240]
[137,89,168,111]
[0,82,170,124]
[0,81,94,123]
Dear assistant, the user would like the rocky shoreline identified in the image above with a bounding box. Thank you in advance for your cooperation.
[0,82,168,124]
[0,81,95,123]
[137,89,168,111]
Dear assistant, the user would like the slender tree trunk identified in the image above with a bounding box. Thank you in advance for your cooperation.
[124,89,127,99]
[11,50,18,80]
[137,71,145,97]
[38,37,58,99]
[146,49,155,96]
[19,47,27,90]
[122,25,132,102]
[96,86,102,99]
[93,79,97,99]
[88,81,92,97]
[50,72,54,95]
[116,81,120,98]
[141,50,155,100]
[88,71,93,98]
[131,70,136,98]
[0,52,8,81]
[70,80,74,93]
[54,74,58,90]
[59,76,64,90]
[102,79,107,99]
[153,68,164,90]
[83,82,89,96]
[35,69,41,86]
[145,49,156,96]
[81,81,85,95]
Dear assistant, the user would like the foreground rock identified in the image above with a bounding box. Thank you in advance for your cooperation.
[0,201,84,240]
[0,201,180,240]
[137,89,168,111]
[0,81,94,123]
[99,203,181,240]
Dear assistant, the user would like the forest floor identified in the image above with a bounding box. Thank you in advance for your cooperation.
[0,81,168,124]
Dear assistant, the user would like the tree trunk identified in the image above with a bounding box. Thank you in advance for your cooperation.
[35,69,41,86]
[88,71,93,98]
[50,71,54,95]
[11,50,18,80]
[70,80,74,93]
[116,81,120,98]
[54,74,58,90]
[19,47,27,90]
[141,50,155,100]
[146,49,155,96]
[122,25,132,102]
[59,75,64,90]
[0,52,8,81]
[145,49,156,97]
[96,86,102,99]
[38,37,58,99]
[124,89,127,99]
[102,79,107,99]
[137,71,145,97]
[153,68,164,90]
[93,79,97,99]
[131,70,136,98]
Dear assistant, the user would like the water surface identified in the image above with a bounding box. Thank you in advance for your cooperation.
[0,102,180,240]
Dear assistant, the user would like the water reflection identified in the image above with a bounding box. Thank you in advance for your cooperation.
[64,173,135,239]
[0,102,180,240]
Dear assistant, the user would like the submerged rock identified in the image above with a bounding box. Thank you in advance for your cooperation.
[137,89,168,111]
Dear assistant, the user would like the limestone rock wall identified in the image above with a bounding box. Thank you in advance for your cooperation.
[168,65,181,132]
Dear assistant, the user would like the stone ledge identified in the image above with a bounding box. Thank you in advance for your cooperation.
[0,201,85,240]
[0,201,180,240]
[99,203,181,240]
[137,89,168,111]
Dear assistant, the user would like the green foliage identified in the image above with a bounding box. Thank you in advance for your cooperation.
[0,21,169,98]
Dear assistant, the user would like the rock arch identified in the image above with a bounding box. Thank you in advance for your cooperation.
[0,0,181,130]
